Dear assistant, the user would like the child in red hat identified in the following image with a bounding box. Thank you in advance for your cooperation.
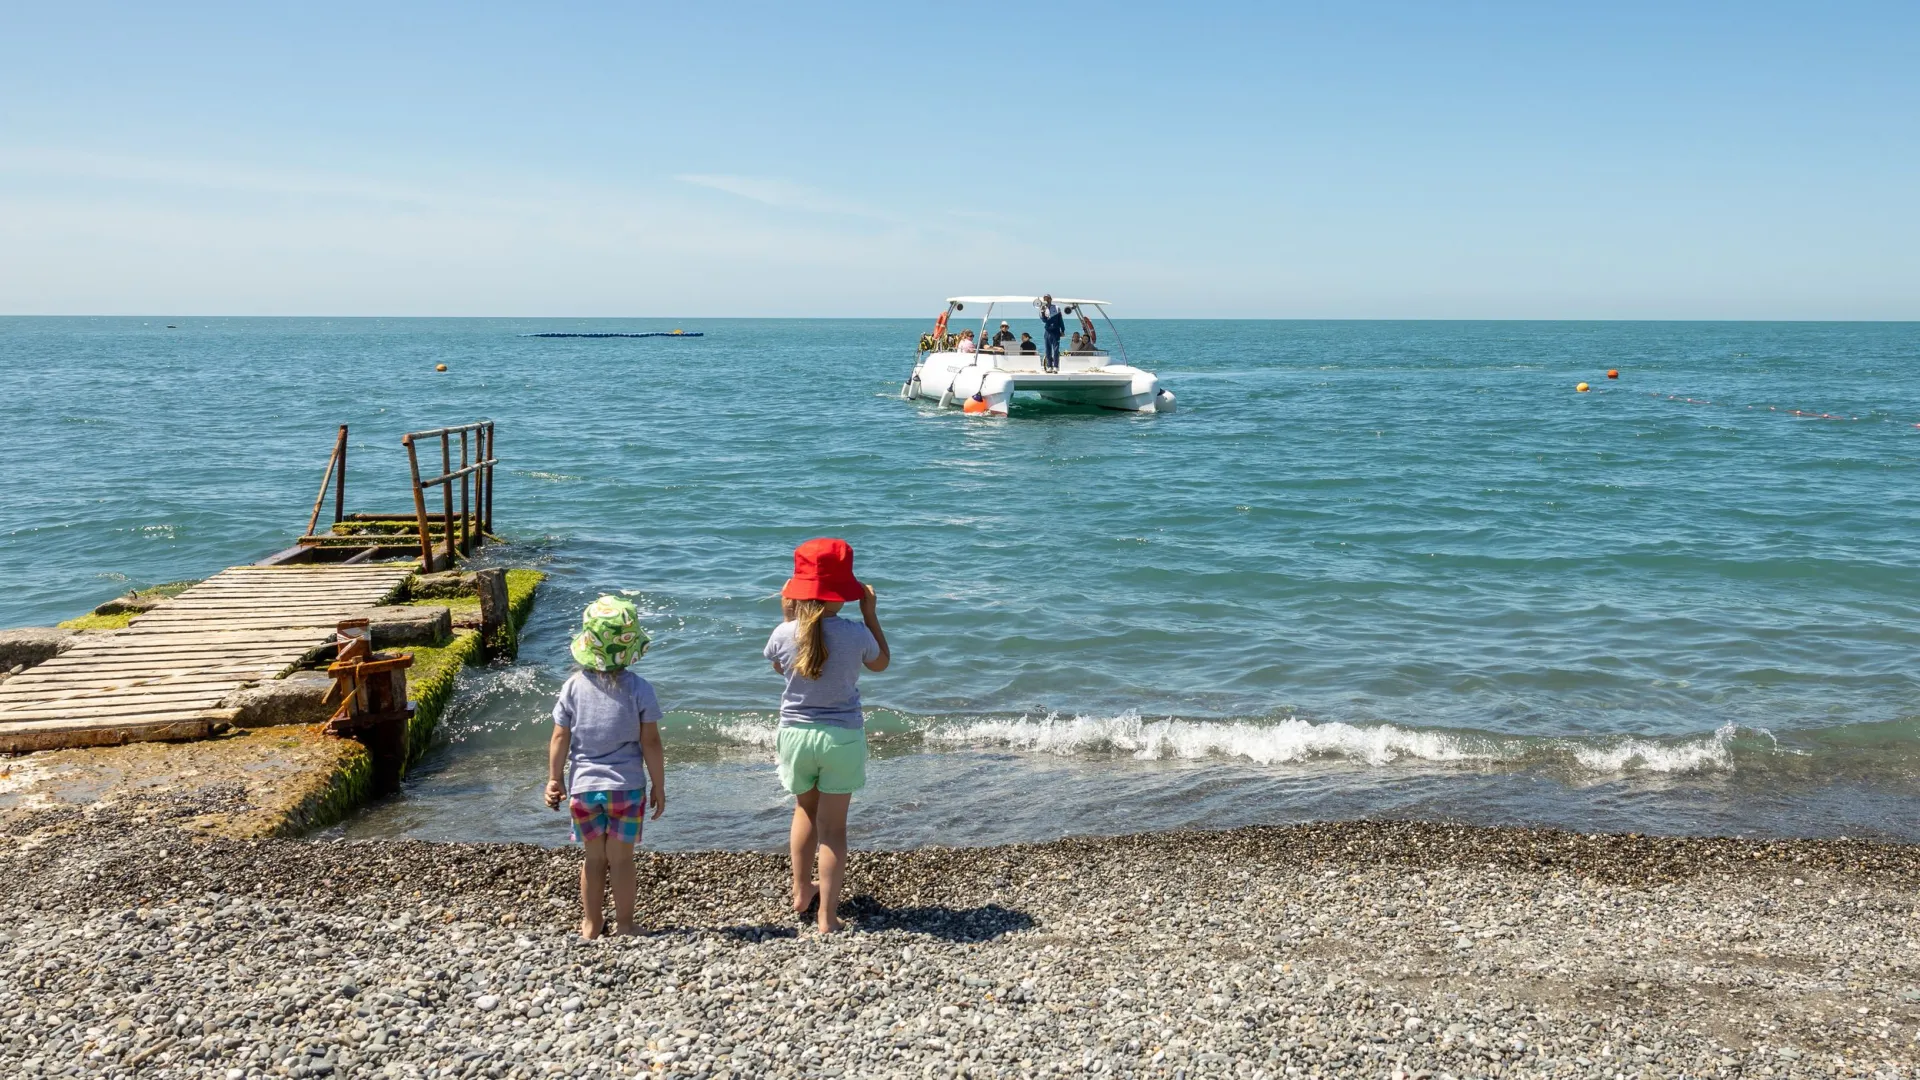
[763,538,890,934]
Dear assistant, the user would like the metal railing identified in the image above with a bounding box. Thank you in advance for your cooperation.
[304,425,350,536]
[402,421,497,572]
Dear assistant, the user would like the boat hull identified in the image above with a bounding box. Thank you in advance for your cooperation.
[904,352,1175,415]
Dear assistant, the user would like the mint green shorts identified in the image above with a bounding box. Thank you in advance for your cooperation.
[776,725,867,795]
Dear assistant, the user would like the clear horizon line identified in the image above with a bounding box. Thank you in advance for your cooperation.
[4,313,1919,323]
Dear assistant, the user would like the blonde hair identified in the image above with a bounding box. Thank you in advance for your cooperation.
[791,599,830,680]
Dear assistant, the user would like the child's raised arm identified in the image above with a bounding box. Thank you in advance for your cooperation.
[860,584,890,672]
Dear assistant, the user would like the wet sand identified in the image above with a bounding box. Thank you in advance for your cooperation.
[4,801,1917,1078]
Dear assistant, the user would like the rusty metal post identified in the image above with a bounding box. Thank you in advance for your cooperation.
[334,425,348,524]
[324,645,415,796]
[458,427,471,557]
[483,422,495,534]
[305,425,346,538]
[403,434,433,571]
[441,432,455,570]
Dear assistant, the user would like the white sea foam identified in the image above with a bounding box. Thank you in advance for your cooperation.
[924,711,1496,767]
[699,710,1755,775]
[715,719,779,749]
[1568,721,1738,774]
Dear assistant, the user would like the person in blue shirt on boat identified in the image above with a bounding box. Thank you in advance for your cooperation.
[1039,294,1065,372]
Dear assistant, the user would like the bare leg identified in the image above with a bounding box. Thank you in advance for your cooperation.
[607,838,637,936]
[790,788,820,915]
[812,792,852,934]
[579,835,608,939]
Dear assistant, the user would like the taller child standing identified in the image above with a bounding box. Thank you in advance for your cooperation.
[764,538,890,934]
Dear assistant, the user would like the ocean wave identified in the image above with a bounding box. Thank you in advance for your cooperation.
[683,710,1774,776]
[925,711,1493,767]
[1567,722,1739,773]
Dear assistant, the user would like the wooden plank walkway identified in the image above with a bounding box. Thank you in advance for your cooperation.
[0,565,413,752]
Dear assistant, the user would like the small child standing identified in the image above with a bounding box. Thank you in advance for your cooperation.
[544,596,665,939]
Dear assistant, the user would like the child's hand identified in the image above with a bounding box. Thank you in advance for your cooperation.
[544,779,565,810]
[859,583,878,618]
[649,786,666,820]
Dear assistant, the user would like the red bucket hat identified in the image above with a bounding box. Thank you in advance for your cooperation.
[782,537,863,603]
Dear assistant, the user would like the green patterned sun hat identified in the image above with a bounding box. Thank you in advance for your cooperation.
[570,595,650,671]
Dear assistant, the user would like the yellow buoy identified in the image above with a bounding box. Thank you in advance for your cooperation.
[435,364,448,372]
[1576,382,1589,392]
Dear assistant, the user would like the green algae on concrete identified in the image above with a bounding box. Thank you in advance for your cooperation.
[274,735,373,837]
[499,568,543,659]
[63,580,203,626]
[0,726,373,841]
[56,612,135,631]
[394,570,542,764]
[398,567,544,660]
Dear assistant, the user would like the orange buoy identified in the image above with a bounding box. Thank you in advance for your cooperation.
[435,363,448,372]
[1576,382,1590,392]
[1607,369,1619,379]
[962,395,990,414]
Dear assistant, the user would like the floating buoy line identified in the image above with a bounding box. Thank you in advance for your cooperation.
[522,331,703,339]
[1646,393,1883,423]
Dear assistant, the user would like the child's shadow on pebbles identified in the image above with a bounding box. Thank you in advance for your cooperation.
[701,900,1035,944]
[841,897,1035,942]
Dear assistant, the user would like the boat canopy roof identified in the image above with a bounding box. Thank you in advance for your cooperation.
[946,296,1110,307]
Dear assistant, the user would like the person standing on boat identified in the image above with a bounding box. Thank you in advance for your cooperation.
[1039,294,1065,372]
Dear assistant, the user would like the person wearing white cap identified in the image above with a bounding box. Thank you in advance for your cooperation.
[991,321,1015,347]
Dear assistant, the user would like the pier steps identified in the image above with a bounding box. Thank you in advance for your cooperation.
[0,565,412,752]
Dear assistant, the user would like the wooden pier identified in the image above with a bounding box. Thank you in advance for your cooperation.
[1,421,507,755]
[0,560,411,752]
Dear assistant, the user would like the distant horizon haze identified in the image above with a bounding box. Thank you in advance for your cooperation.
[7,315,1920,324]
[2,2,1915,320]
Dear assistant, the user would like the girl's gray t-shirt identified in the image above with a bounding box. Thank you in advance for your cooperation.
[553,669,660,794]
[763,617,880,728]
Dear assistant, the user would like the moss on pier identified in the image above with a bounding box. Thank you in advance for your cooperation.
[59,581,201,627]
[506,569,542,627]
[0,727,374,841]
[500,568,543,659]
[394,570,542,765]
[266,734,374,837]
[57,612,135,631]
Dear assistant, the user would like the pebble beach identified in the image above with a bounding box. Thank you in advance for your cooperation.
[6,806,1917,1079]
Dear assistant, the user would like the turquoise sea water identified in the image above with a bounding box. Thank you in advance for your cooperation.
[4,317,1918,848]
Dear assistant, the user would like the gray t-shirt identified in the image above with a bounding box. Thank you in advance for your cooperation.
[763,617,880,729]
[553,669,661,794]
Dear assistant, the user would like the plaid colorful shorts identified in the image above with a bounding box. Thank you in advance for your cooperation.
[569,789,644,845]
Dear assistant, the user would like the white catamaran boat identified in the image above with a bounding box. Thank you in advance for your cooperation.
[902,296,1175,415]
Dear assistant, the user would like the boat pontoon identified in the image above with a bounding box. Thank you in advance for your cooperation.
[901,296,1175,415]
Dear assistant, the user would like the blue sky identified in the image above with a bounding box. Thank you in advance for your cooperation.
[1,2,1915,317]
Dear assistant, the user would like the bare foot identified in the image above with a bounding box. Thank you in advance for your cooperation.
[579,917,603,940]
[818,916,843,935]
[794,881,819,918]
[612,920,638,938]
